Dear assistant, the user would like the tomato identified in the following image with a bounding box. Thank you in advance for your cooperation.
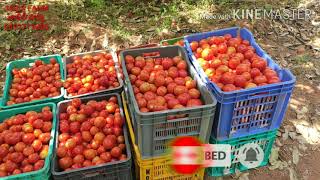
[254,75,267,84]
[110,147,122,158]
[250,68,262,78]
[190,41,199,51]
[234,75,247,88]
[264,69,278,80]
[220,72,236,85]
[252,59,267,71]
[245,82,257,89]
[236,64,250,74]
[222,84,236,92]
[59,156,73,170]
[268,76,281,84]
[218,43,227,53]
[103,137,116,150]
[228,57,241,69]
[216,65,229,75]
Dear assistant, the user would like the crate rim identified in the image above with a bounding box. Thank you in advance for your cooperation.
[184,27,296,97]
[1,54,65,109]
[0,102,57,180]
[119,45,217,116]
[63,49,123,99]
[51,93,132,176]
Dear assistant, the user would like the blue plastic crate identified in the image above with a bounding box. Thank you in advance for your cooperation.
[184,27,296,140]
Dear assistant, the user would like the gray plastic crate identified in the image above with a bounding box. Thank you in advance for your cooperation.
[120,45,217,159]
[52,93,133,180]
[64,49,123,99]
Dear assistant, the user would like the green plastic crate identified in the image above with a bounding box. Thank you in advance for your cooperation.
[160,37,184,46]
[1,54,65,109]
[0,102,57,180]
[206,130,277,177]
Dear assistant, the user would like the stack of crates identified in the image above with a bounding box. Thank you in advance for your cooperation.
[119,45,218,179]
[0,55,64,180]
[0,50,133,180]
[183,27,296,176]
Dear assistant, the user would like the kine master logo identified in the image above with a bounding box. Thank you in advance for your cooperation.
[169,137,264,174]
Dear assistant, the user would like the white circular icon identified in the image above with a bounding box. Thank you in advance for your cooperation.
[237,143,264,169]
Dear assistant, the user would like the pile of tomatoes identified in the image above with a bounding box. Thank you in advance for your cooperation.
[8,58,62,105]
[64,53,120,97]
[0,107,53,177]
[57,97,126,171]
[189,34,281,92]
[125,55,203,113]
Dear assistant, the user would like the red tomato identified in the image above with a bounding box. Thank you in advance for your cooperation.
[250,68,262,78]
[234,75,247,88]
[228,58,241,69]
[254,75,267,84]
[252,59,267,71]
[222,84,236,92]
[220,72,236,85]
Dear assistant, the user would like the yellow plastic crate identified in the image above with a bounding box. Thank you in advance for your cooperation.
[121,93,204,180]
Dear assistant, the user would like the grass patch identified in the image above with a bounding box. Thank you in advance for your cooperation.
[292,53,312,64]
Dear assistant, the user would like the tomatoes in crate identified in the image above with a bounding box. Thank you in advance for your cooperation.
[7,59,62,105]
[0,107,53,177]
[56,97,127,171]
[125,54,204,113]
[64,53,119,97]
[189,34,281,92]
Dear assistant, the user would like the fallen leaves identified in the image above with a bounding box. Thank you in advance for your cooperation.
[269,147,288,170]
[288,167,299,180]
[292,147,300,165]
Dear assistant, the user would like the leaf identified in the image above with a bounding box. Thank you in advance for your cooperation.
[292,147,299,165]
[288,167,299,180]
[289,132,297,140]
[282,129,289,141]
[269,147,280,165]
[102,34,109,48]
[5,44,10,50]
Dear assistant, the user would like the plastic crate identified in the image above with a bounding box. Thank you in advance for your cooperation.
[1,54,65,109]
[116,43,159,59]
[63,49,123,99]
[120,46,217,158]
[121,93,205,180]
[184,27,296,140]
[206,130,277,176]
[0,102,57,180]
[51,93,132,180]
[160,37,184,46]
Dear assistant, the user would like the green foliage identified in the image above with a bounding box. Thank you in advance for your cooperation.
[293,53,311,64]
[85,0,105,9]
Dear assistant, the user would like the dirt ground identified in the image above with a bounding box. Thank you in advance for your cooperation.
[0,0,319,180]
